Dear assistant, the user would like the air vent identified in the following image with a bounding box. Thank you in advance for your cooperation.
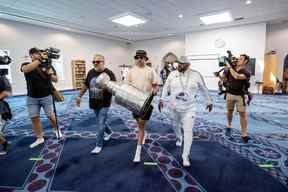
[234,17,244,21]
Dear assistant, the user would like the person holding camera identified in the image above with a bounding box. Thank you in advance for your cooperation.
[159,56,213,167]
[21,47,62,148]
[0,75,12,155]
[76,54,116,154]
[220,54,252,143]
[127,50,158,163]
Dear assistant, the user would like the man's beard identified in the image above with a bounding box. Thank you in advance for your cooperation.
[178,67,188,72]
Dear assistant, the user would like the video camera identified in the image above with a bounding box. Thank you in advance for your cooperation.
[39,47,60,68]
[214,50,237,77]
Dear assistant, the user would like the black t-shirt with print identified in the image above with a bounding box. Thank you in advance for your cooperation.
[84,68,116,109]
[227,68,251,95]
[21,62,56,98]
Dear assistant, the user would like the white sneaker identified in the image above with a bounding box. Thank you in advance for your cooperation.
[182,156,191,167]
[133,145,142,163]
[91,146,102,154]
[30,138,44,148]
[53,129,63,139]
[0,151,7,156]
[104,132,112,141]
[176,139,182,147]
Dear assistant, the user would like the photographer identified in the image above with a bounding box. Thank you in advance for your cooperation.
[0,75,12,155]
[220,54,252,143]
[21,47,62,148]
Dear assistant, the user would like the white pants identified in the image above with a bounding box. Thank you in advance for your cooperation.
[170,109,196,159]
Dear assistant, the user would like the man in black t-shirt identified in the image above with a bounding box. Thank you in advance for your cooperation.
[21,47,62,148]
[76,54,116,154]
[222,54,252,143]
[0,75,12,155]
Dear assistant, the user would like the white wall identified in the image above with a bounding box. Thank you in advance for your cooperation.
[0,19,130,95]
[266,22,288,79]
[129,36,185,73]
[0,19,270,95]
[185,23,267,93]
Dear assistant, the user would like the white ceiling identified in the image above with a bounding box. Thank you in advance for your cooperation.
[0,0,288,42]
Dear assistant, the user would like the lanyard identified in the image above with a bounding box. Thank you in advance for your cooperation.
[179,70,190,92]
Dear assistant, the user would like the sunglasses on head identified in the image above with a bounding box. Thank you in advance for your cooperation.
[134,56,145,60]
[93,60,103,64]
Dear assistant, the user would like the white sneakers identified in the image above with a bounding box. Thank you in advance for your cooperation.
[30,138,45,148]
[0,151,7,155]
[91,146,102,154]
[133,145,142,163]
[30,129,63,149]
[182,156,191,167]
[104,132,112,141]
[176,139,182,147]
[53,129,63,139]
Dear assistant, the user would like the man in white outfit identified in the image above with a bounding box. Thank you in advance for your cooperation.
[159,56,213,167]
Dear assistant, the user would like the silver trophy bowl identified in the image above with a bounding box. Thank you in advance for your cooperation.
[97,73,153,116]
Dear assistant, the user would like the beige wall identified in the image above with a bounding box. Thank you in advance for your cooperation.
[0,19,130,95]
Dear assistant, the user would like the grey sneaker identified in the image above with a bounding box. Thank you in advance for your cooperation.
[91,146,102,154]
[104,132,112,141]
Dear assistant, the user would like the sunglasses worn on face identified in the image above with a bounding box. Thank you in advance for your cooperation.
[134,56,145,60]
[93,60,103,64]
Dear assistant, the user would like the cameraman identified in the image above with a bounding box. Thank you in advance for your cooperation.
[221,54,252,143]
[21,47,62,148]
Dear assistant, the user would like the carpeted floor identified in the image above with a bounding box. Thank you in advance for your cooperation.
[0,90,287,192]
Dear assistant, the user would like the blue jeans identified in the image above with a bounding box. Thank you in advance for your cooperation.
[27,95,53,118]
[94,107,110,147]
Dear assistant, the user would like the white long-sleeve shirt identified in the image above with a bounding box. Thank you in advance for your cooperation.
[160,69,212,112]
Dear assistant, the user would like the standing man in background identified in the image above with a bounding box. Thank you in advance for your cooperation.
[127,50,158,163]
[76,54,116,154]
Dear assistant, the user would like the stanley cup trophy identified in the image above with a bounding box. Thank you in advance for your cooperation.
[96,73,154,117]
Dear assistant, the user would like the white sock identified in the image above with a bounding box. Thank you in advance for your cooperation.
[136,144,142,153]
[133,144,142,162]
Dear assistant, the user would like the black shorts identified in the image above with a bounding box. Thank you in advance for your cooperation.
[132,105,153,121]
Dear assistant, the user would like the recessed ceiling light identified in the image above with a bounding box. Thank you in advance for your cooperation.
[178,14,183,18]
[111,13,147,27]
[200,11,233,25]
[245,0,252,5]
[64,27,71,31]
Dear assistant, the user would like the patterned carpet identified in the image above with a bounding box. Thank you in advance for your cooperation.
[0,90,287,192]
